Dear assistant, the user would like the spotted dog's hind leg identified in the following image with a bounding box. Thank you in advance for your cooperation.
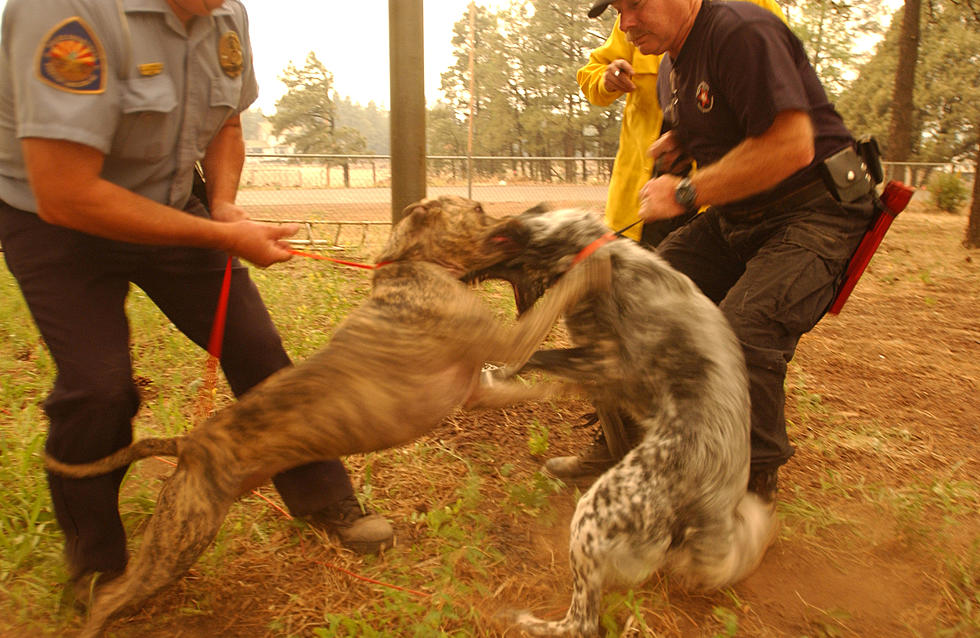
[510,542,604,637]
[508,496,619,637]
[509,455,675,638]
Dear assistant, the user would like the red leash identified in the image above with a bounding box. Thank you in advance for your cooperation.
[287,248,390,270]
[195,251,385,419]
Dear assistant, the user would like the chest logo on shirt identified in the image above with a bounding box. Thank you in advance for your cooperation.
[36,17,106,94]
[219,31,243,78]
[695,81,714,113]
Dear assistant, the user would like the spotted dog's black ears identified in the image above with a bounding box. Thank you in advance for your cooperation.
[520,202,551,216]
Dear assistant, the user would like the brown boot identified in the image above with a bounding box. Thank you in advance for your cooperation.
[306,494,394,555]
[543,410,647,483]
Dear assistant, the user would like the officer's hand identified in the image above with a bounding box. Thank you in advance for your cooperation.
[648,130,684,165]
[638,175,685,222]
[603,60,636,93]
[224,221,299,267]
[210,200,249,223]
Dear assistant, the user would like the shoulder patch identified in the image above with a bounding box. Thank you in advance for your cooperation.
[35,17,107,94]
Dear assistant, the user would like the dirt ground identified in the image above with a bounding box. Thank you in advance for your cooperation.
[27,200,980,637]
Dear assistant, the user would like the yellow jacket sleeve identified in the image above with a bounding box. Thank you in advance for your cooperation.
[577,17,663,239]
[754,0,787,23]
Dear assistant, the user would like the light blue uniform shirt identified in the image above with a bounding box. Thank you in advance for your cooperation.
[0,0,258,212]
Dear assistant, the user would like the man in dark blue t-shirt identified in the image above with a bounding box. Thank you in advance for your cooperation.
[579,0,877,502]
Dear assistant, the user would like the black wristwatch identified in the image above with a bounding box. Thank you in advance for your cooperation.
[674,177,698,214]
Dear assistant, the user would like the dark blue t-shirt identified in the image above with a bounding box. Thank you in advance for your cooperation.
[658,0,853,208]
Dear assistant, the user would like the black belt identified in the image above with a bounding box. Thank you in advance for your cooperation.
[717,179,830,223]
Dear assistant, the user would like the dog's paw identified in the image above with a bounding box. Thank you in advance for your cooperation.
[492,608,535,635]
[481,363,519,384]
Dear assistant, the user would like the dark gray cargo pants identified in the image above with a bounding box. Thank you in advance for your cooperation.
[657,190,876,471]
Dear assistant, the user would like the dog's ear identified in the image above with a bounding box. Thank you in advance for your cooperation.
[376,201,448,263]
[521,202,551,216]
[485,217,529,251]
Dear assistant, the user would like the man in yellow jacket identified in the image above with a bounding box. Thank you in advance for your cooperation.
[577,0,786,243]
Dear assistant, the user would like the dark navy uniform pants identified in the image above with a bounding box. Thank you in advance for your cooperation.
[656,190,876,472]
[0,198,354,577]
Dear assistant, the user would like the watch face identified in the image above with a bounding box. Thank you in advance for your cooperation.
[675,179,696,209]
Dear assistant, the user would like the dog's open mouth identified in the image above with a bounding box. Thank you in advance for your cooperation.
[464,219,546,315]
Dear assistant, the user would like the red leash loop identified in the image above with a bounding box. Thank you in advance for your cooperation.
[196,250,385,420]
[195,256,233,420]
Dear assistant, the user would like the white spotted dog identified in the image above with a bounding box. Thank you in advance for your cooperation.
[471,206,776,637]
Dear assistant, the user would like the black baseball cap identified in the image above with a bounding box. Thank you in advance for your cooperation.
[588,0,614,17]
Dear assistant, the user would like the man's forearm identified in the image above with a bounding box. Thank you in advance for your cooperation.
[201,114,246,209]
[690,109,815,207]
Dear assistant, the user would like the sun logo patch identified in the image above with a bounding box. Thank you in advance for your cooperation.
[695,81,714,113]
[36,17,106,93]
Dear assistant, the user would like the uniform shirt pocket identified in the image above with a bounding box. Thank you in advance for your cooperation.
[110,75,179,161]
[198,76,242,153]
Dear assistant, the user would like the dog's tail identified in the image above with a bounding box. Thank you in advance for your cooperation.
[44,437,179,478]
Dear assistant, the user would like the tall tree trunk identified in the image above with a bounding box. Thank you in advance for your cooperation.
[960,1,980,249]
[965,136,980,248]
[885,0,921,170]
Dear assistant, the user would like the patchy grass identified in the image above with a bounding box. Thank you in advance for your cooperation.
[1,206,978,636]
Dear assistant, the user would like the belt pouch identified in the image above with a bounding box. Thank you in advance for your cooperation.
[821,146,873,203]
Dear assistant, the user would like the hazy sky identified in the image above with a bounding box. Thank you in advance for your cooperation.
[0,0,504,111]
[0,0,902,113]
[244,0,509,112]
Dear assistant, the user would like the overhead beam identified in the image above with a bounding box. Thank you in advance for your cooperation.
[389,0,427,224]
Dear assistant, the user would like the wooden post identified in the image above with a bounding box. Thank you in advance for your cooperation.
[389,0,426,224]
[466,1,476,200]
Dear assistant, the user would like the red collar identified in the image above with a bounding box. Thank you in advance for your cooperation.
[571,232,616,266]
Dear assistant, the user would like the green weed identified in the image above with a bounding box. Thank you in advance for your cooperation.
[503,471,563,519]
[938,538,980,636]
[526,419,550,456]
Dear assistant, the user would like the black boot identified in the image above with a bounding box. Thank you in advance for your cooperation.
[747,466,779,504]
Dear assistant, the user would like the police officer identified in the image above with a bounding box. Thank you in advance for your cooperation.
[586,0,877,502]
[0,0,393,598]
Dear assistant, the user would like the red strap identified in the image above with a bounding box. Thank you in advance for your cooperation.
[206,256,234,359]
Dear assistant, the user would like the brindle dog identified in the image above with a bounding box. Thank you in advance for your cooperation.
[45,196,610,638]
[469,205,775,638]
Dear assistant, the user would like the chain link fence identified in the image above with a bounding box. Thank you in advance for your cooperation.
[242,154,973,249]
[4,154,965,252]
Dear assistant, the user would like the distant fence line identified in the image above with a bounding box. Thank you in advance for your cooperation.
[238,153,975,249]
[2,155,967,254]
[242,153,974,191]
